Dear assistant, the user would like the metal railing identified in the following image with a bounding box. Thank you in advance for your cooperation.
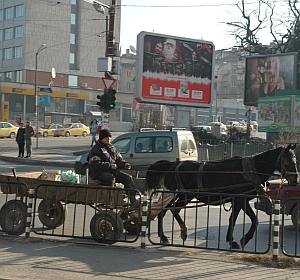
[147,190,272,254]
[31,183,142,244]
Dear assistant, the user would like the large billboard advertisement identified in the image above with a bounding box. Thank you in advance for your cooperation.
[136,32,214,108]
[244,53,297,107]
[258,96,293,132]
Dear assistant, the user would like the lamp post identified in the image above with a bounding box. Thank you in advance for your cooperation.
[35,44,47,149]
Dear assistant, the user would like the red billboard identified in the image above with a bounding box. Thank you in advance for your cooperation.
[244,53,297,107]
[136,32,214,108]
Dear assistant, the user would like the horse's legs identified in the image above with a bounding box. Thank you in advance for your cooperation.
[240,200,258,248]
[157,208,170,244]
[226,199,242,249]
[170,194,192,241]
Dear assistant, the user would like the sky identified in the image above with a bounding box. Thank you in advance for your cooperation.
[119,0,292,54]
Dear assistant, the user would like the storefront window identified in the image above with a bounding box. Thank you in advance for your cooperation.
[66,99,83,114]
[7,94,23,121]
[109,106,120,121]
[122,107,132,122]
[53,97,65,112]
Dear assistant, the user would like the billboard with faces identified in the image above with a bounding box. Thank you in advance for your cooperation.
[244,53,297,107]
[136,32,214,108]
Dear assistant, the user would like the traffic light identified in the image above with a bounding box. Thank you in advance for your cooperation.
[96,94,108,109]
[107,89,116,110]
[96,89,116,110]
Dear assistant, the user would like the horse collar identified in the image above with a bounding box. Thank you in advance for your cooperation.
[242,157,261,185]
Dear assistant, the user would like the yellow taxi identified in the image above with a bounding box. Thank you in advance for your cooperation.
[40,123,63,137]
[54,122,90,137]
[0,122,19,138]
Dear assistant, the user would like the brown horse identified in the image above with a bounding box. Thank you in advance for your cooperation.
[146,145,299,249]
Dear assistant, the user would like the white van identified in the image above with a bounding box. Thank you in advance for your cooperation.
[112,129,198,167]
[74,128,198,174]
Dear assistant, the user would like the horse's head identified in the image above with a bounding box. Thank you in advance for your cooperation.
[277,144,299,185]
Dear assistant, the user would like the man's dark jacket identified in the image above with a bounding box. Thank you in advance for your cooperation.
[88,141,128,179]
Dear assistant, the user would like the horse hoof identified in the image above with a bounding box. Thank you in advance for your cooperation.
[240,237,249,248]
[230,241,240,250]
[180,226,187,241]
[161,236,170,244]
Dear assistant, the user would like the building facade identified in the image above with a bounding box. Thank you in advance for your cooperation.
[0,0,134,130]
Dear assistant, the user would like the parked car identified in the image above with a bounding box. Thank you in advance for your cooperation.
[208,122,228,138]
[40,123,63,137]
[254,181,300,228]
[250,121,258,130]
[0,122,18,138]
[74,128,199,175]
[54,123,90,137]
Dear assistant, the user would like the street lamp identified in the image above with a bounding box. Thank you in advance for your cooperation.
[35,43,47,149]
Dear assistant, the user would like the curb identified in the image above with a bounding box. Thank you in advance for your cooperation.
[0,156,74,168]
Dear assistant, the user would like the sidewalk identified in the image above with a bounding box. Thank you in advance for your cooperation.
[0,235,300,280]
[0,147,78,167]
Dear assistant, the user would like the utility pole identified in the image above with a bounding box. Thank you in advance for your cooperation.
[106,0,116,57]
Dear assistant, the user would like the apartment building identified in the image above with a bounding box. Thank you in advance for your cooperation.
[0,0,134,130]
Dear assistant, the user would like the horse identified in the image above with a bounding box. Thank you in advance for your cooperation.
[145,144,299,249]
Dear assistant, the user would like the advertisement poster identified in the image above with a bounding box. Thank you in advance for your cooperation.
[258,96,292,132]
[136,32,214,108]
[244,53,297,107]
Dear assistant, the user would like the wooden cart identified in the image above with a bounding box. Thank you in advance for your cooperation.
[0,171,141,243]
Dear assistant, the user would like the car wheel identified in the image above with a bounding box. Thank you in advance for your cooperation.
[43,132,48,137]
[9,132,16,139]
[65,131,70,137]
[82,131,87,137]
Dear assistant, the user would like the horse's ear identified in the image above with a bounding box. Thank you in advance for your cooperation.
[286,144,296,151]
[291,144,297,150]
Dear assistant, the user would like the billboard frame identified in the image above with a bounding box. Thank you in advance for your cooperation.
[244,52,298,107]
[136,31,215,108]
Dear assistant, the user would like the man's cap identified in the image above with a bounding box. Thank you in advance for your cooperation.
[99,129,112,140]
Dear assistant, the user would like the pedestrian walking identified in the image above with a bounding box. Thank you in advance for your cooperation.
[90,119,98,147]
[16,122,25,158]
[25,121,34,158]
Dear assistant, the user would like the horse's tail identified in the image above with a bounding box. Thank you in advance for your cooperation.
[145,160,174,190]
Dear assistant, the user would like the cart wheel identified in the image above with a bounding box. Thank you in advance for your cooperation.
[124,218,141,235]
[38,200,66,229]
[90,210,123,244]
[292,205,300,229]
[0,200,27,235]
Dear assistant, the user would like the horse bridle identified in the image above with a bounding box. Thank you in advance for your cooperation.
[275,149,299,179]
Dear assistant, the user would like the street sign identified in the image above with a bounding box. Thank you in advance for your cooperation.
[101,77,116,89]
[39,87,53,93]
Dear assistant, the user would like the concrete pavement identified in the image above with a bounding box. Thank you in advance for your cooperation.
[0,147,79,168]
[0,235,300,280]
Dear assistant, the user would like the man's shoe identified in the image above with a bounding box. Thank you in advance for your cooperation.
[24,155,29,158]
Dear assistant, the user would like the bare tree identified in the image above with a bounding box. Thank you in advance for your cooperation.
[227,0,300,54]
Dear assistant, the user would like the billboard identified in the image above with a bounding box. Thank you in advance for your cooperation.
[258,96,293,132]
[136,32,214,108]
[244,53,297,107]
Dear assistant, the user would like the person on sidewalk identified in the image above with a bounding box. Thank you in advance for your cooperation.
[25,121,34,158]
[88,129,138,206]
[90,119,98,147]
[16,122,25,158]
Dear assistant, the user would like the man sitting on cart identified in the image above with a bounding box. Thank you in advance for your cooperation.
[88,129,138,206]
